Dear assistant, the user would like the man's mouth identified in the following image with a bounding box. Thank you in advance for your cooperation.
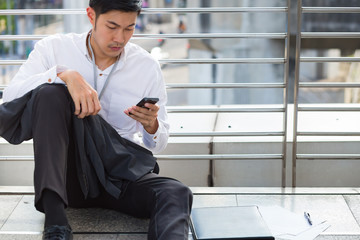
[110,46,121,51]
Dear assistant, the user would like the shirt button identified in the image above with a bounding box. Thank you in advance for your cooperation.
[99,74,103,76]
[48,78,51,83]
[154,136,157,139]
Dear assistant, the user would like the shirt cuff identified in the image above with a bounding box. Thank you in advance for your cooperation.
[56,65,69,74]
[144,128,160,142]
[142,122,162,148]
[47,65,68,84]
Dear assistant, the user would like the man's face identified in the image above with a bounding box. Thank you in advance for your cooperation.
[87,8,138,59]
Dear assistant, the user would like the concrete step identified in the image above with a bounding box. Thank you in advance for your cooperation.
[0,194,193,240]
[0,139,34,155]
[2,188,360,239]
[0,233,148,240]
[0,195,156,240]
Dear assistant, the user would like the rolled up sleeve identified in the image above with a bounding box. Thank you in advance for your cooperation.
[3,38,66,102]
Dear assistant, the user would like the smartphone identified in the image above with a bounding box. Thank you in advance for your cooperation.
[136,97,159,109]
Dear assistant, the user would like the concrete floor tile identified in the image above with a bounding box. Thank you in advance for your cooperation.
[74,234,146,240]
[193,194,237,208]
[0,233,41,240]
[236,195,360,234]
[67,208,148,233]
[0,196,22,230]
[0,196,43,232]
[314,235,360,240]
[343,195,360,226]
[114,235,147,240]
[74,234,117,240]
[0,233,145,240]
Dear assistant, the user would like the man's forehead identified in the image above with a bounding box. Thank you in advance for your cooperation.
[98,10,138,22]
[99,10,138,17]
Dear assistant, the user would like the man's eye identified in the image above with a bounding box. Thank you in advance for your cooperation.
[107,26,116,30]
[126,28,134,31]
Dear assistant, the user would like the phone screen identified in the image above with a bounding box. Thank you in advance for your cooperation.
[136,97,159,109]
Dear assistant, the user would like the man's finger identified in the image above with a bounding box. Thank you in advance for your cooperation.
[144,103,159,112]
[74,98,81,116]
[93,97,101,115]
[86,97,94,116]
[78,98,88,118]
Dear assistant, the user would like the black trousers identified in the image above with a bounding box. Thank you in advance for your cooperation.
[32,85,193,240]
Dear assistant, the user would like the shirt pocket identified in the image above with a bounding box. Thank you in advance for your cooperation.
[107,93,136,133]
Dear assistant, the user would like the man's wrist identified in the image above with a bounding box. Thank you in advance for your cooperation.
[57,71,67,84]
[56,65,70,83]
[144,119,159,134]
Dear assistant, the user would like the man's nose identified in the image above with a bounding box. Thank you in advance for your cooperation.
[114,30,125,44]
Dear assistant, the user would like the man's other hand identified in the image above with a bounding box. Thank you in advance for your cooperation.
[124,103,159,134]
[57,70,101,118]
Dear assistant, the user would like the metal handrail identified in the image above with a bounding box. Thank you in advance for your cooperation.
[0,33,287,41]
[297,154,360,160]
[0,60,25,65]
[302,32,360,39]
[166,83,285,89]
[301,57,360,63]
[0,7,287,16]
[302,7,360,13]
[142,7,288,14]
[160,58,286,64]
[0,154,283,161]
[170,132,284,137]
[0,35,48,41]
[292,0,303,187]
[299,82,360,88]
[0,58,286,66]
[0,156,34,161]
[281,0,291,188]
[297,132,360,136]
[157,154,283,160]
[0,83,287,91]
[166,82,360,89]
[167,107,285,113]
[298,106,360,112]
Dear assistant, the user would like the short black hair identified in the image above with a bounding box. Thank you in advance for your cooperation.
[89,0,142,16]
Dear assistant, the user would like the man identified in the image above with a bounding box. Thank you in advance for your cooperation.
[2,0,193,239]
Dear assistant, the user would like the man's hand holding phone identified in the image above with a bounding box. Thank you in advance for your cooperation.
[124,97,159,134]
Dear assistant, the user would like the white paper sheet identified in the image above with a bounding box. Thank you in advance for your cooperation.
[256,205,330,240]
[277,221,331,240]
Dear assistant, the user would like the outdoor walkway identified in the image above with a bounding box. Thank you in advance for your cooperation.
[1,187,360,239]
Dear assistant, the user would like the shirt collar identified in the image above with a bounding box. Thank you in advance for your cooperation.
[77,31,91,62]
[79,30,127,71]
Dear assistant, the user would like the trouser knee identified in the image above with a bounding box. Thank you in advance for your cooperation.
[162,181,193,207]
[34,84,71,113]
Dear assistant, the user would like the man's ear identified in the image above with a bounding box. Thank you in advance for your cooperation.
[86,7,96,27]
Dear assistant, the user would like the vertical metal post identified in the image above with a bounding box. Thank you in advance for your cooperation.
[282,0,292,187]
[292,0,303,187]
[6,0,14,56]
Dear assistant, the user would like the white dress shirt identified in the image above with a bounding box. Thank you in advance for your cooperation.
[3,32,169,154]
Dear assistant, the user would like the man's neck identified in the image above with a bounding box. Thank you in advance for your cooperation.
[88,34,119,71]
[96,56,118,71]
